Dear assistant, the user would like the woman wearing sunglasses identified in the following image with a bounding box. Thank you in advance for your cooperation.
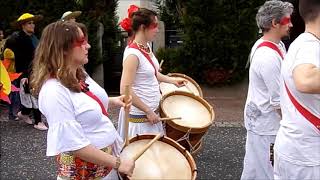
[30,21,135,179]
[118,7,186,139]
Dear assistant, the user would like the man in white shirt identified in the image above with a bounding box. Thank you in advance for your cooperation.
[241,1,293,179]
[274,0,320,179]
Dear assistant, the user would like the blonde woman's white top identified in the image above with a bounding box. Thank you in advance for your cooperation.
[39,76,122,156]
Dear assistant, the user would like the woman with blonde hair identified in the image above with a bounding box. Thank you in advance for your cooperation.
[30,21,134,179]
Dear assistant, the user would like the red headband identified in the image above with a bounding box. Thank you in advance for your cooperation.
[280,16,291,25]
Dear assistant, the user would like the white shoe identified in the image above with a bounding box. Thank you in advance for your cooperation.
[17,112,33,125]
[34,122,48,131]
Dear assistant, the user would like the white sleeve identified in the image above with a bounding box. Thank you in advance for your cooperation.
[293,41,320,69]
[123,47,142,63]
[258,51,281,109]
[39,84,90,156]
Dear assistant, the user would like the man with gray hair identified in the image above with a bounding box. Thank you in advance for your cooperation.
[241,1,293,179]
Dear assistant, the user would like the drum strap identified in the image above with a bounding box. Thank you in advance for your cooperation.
[257,41,284,59]
[48,76,108,116]
[284,83,320,131]
[129,42,158,77]
[79,80,109,116]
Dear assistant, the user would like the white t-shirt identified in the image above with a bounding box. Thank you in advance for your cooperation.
[39,76,120,156]
[244,38,286,135]
[123,45,161,115]
[274,33,320,166]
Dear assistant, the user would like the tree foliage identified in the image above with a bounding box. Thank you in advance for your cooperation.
[156,0,265,85]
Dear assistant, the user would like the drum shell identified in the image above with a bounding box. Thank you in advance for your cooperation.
[160,91,214,153]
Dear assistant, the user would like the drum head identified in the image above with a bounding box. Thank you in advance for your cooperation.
[160,80,200,96]
[159,73,202,97]
[161,93,213,129]
[120,139,192,179]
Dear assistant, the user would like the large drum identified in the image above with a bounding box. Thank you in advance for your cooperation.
[120,134,197,180]
[159,73,203,97]
[160,91,214,154]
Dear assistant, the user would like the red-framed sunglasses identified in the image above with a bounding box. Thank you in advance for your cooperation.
[73,37,88,47]
[280,16,291,25]
[148,22,158,29]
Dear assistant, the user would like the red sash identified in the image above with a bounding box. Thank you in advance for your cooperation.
[257,41,284,60]
[257,41,320,131]
[79,81,108,116]
[129,42,157,77]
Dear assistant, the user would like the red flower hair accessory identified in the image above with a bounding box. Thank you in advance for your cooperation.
[120,5,139,32]
[128,5,139,18]
[120,17,132,32]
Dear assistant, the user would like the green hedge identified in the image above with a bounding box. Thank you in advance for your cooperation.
[157,0,265,85]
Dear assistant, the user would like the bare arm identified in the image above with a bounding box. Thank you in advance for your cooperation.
[157,72,186,87]
[293,64,320,94]
[120,54,152,113]
[73,145,134,175]
[120,55,159,124]
[156,72,175,83]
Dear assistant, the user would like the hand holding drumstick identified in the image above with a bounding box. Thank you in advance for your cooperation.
[172,78,193,94]
[118,134,162,177]
[172,78,187,88]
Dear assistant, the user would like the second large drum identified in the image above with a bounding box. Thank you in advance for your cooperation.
[160,91,214,154]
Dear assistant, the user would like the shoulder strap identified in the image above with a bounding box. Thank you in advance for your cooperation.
[284,83,320,131]
[246,41,284,68]
[257,41,284,60]
[129,42,157,77]
[79,81,108,116]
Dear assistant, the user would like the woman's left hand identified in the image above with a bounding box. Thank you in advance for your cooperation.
[172,78,187,87]
[113,95,132,110]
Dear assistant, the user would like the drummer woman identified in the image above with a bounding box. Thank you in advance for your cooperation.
[118,7,186,139]
[30,21,134,179]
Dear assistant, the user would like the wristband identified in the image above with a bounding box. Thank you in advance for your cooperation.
[114,157,121,170]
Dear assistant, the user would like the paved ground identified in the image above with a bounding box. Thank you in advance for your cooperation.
[0,78,248,180]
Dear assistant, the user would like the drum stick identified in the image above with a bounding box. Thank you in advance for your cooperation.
[159,59,164,68]
[132,134,161,161]
[124,85,130,146]
[159,117,182,121]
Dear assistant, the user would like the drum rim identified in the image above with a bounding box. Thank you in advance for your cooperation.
[160,91,215,133]
[124,134,198,180]
[160,73,203,97]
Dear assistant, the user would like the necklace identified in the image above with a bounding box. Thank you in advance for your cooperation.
[306,32,320,41]
[133,40,152,55]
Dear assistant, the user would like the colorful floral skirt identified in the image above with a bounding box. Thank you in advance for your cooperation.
[56,146,113,180]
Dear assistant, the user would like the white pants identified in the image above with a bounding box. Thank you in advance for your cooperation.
[274,151,320,180]
[241,131,276,180]
[117,108,165,140]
